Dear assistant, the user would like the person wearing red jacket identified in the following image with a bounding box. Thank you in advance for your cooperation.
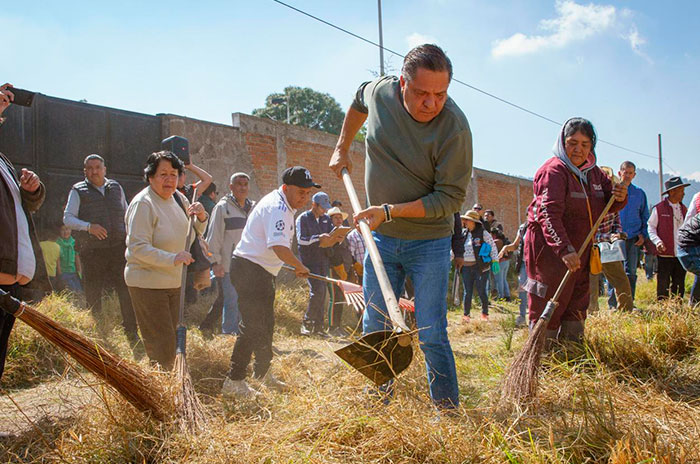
[524,118,628,343]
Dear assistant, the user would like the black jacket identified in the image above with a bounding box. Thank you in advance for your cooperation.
[0,152,51,298]
[678,213,700,249]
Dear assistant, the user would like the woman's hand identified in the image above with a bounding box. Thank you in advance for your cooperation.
[174,251,194,266]
[612,183,627,202]
[561,252,581,272]
[188,202,207,222]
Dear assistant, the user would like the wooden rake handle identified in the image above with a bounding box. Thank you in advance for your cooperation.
[177,187,198,329]
[281,264,341,285]
[341,168,409,332]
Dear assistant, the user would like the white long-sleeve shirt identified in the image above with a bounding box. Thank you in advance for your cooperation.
[63,178,128,231]
[647,202,685,257]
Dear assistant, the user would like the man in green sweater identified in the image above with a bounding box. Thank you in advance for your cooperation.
[329,44,472,409]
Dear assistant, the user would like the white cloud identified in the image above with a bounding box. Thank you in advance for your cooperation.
[492,1,618,58]
[687,171,700,182]
[405,33,439,50]
[623,24,653,64]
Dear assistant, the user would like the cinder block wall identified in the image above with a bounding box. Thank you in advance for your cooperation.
[160,112,532,240]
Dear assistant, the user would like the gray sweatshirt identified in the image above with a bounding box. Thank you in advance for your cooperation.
[205,194,254,273]
[351,76,473,240]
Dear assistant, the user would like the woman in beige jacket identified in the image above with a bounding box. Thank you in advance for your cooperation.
[124,151,207,369]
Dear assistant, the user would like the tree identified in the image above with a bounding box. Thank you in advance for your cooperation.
[252,86,345,135]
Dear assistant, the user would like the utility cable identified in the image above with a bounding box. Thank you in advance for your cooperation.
[271,0,676,172]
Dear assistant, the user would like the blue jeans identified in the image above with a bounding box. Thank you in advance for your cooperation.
[495,259,511,299]
[222,272,241,335]
[678,246,700,304]
[303,262,329,330]
[518,265,527,318]
[60,272,83,293]
[461,265,489,316]
[363,233,458,408]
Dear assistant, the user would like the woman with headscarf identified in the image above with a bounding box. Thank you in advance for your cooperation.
[523,118,627,343]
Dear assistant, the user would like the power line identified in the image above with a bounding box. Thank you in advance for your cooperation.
[270,0,675,172]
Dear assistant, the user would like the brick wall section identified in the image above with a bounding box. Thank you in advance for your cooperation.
[245,133,278,194]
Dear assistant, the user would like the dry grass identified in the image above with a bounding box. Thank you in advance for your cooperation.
[2,275,700,463]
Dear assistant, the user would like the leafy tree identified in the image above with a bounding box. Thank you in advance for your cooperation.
[252,86,345,135]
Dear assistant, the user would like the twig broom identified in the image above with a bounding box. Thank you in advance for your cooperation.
[173,188,207,433]
[0,289,167,420]
[501,194,617,405]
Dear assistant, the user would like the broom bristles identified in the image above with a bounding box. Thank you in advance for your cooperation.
[500,318,549,406]
[173,352,207,433]
[16,303,168,421]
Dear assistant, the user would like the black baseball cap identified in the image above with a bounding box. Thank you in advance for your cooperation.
[282,166,321,188]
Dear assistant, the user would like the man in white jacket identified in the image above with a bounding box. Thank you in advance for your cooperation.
[200,172,254,335]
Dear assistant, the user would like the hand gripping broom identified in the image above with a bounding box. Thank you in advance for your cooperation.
[173,188,207,432]
[500,194,617,405]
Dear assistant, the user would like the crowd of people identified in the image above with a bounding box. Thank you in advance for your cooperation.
[1,43,699,414]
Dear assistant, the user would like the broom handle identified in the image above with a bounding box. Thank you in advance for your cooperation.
[177,187,198,328]
[547,194,618,309]
[341,169,409,332]
[282,264,341,285]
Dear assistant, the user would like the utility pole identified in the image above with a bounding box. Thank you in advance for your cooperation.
[378,0,385,76]
[658,133,663,199]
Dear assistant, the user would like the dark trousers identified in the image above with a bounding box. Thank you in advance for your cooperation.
[199,275,224,332]
[228,257,275,380]
[329,268,343,329]
[128,287,179,370]
[0,283,19,381]
[461,264,489,316]
[303,262,328,330]
[657,256,686,300]
[82,245,137,337]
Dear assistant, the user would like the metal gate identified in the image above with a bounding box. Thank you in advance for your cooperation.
[0,94,163,231]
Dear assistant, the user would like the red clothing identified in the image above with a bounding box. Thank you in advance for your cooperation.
[652,199,687,256]
[523,156,627,329]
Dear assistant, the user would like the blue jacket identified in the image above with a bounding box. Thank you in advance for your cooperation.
[296,210,333,267]
[620,183,649,239]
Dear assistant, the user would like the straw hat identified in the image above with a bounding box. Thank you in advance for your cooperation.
[460,210,482,224]
[327,206,348,221]
[600,166,620,184]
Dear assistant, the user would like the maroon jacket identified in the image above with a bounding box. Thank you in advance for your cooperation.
[523,156,627,324]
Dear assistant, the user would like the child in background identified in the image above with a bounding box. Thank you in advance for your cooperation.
[40,226,61,290]
[57,224,83,294]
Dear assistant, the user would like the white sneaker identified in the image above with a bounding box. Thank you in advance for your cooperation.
[515,315,527,327]
[261,373,289,392]
[221,377,257,399]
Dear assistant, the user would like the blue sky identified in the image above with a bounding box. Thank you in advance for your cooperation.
[4,0,699,181]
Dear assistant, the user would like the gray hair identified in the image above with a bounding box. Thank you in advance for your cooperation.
[230,172,250,184]
[83,154,105,166]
